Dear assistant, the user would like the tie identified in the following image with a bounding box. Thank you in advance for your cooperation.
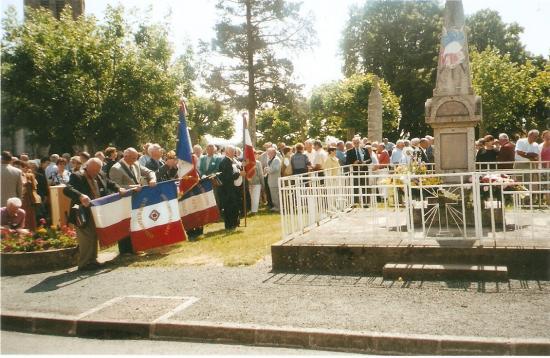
[356,148,361,162]
[86,176,99,199]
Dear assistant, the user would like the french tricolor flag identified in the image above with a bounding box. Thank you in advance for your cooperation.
[90,193,132,248]
[130,181,187,251]
[179,179,220,230]
[176,98,199,195]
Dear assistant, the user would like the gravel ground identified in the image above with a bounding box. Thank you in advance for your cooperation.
[2,257,549,339]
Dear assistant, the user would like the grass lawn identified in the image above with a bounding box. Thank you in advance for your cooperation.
[104,208,282,268]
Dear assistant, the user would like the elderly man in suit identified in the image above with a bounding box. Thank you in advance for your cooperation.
[264,147,281,212]
[345,137,368,205]
[64,158,126,270]
[218,145,246,230]
[109,147,157,255]
[198,144,221,178]
[1,151,23,207]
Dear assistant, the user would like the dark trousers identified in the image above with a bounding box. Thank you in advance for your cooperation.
[264,177,273,208]
[118,236,134,254]
[221,188,241,229]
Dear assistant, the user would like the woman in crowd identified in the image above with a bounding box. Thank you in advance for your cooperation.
[290,143,311,175]
[540,130,550,169]
[157,150,179,182]
[49,158,70,185]
[280,146,293,177]
[70,156,82,174]
[322,146,340,176]
[19,161,40,230]
[248,151,264,214]
[476,135,498,169]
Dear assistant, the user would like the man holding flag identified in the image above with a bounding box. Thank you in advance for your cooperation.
[176,97,199,195]
[218,145,246,230]
[64,158,128,270]
[241,113,256,224]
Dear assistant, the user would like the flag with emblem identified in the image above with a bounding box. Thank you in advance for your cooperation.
[130,180,187,251]
[176,98,199,195]
[179,178,220,230]
[90,193,132,248]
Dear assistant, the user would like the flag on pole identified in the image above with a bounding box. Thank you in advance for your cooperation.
[130,181,187,251]
[176,98,199,195]
[242,113,256,179]
[90,193,132,248]
[179,178,220,230]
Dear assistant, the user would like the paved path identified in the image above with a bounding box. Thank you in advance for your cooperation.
[2,257,549,341]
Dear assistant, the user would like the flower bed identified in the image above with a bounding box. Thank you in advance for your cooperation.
[1,221,78,275]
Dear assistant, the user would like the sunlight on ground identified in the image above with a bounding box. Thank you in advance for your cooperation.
[102,209,281,268]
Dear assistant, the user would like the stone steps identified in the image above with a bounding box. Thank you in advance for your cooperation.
[383,263,508,281]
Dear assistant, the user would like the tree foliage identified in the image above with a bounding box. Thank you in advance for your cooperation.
[1,5,232,153]
[466,9,527,64]
[470,48,549,136]
[205,0,317,145]
[341,0,441,137]
[308,74,401,141]
[340,1,549,138]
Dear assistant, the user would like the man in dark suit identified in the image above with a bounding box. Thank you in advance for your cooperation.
[218,145,245,230]
[64,158,127,271]
[419,138,431,163]
[496,133,515,169]
[346,137,368,205]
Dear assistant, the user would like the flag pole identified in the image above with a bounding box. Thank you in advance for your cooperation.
[242,112,247,227]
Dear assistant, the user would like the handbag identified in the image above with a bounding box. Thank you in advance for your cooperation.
[69,204,88,228]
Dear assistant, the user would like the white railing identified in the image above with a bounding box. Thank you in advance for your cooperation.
[279,163,550,241]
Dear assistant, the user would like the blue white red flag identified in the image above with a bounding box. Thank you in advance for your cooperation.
[176,99,199,194]
[130,181,186,251]
[90,193,132,248]
[179,178,220,230]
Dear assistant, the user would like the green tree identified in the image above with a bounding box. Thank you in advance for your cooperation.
[206,0,317,145]
[341,1,441,137]
[466,9,527,64]
[470,48,548,136]
[308,74,401,141]
[186,96,234,144]
[1,5,233,153]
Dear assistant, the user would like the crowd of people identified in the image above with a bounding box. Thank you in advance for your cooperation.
[1,128,549,269]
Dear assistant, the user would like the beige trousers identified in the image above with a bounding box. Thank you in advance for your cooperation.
[76,219,98,268]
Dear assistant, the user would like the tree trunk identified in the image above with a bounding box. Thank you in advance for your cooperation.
[245,0,257,146]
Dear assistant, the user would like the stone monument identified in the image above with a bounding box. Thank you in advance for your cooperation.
[425,0,481,174]
[367,77,383,142]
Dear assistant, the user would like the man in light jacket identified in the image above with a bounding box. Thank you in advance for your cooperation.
[109,147,156,255]
[264,147,281,212]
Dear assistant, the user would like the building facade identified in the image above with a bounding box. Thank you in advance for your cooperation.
[23,0,84,19]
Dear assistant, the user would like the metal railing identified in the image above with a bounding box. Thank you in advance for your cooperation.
[279,163,550,241]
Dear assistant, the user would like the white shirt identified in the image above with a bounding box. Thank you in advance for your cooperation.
[390,148,403,164]
[515,138,540,161]
[305,150,316,165]
[313,149,327,167]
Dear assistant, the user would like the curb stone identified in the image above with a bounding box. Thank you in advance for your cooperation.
[2,311,550,355]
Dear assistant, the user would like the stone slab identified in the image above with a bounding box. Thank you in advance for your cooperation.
[383,263,508,281]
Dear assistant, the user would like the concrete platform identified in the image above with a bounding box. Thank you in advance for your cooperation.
[383,263,508,281]
[272,209,550,279]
